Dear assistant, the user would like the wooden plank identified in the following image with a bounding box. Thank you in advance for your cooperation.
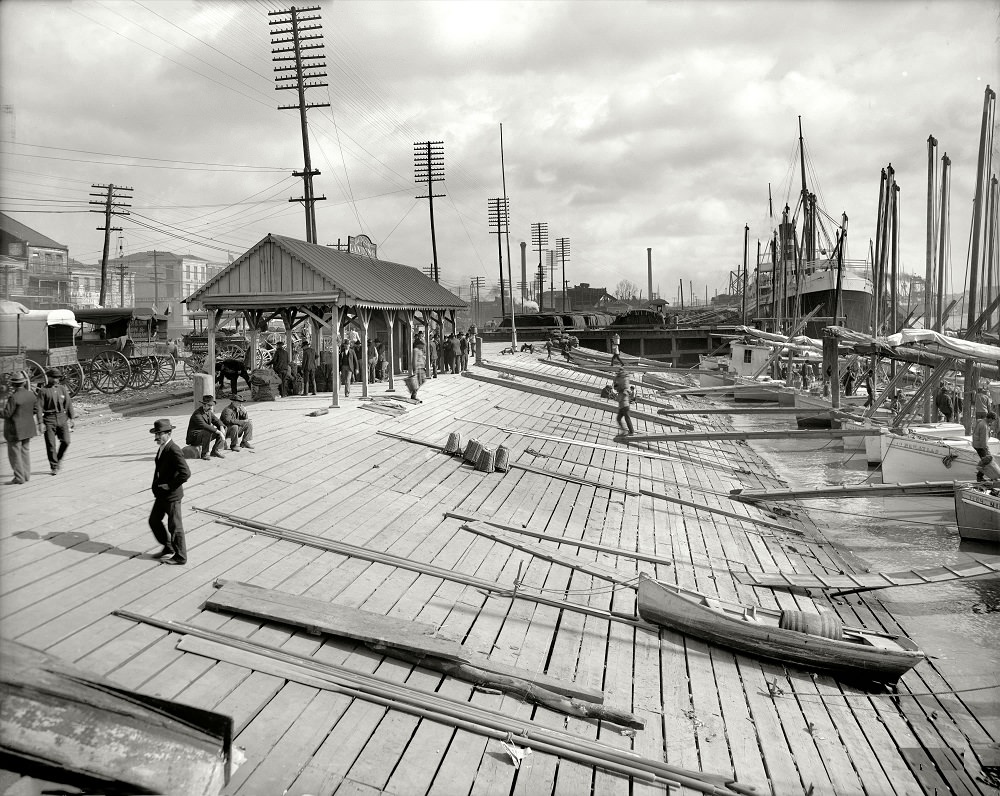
[732,480,966,502]
[206,580,471,663]
[735,558,1000,593]
[446,511,673,566]
[461,370,690,429]
[630,427,878,442]
[460,521,637,588]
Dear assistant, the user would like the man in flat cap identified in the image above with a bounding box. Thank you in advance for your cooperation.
[2,372,40,484]
[220,395,254,452]
[148,418,190,565]
[36,367,74,475]
[185,395,226,459]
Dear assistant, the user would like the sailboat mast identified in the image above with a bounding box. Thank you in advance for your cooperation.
[798,116,811,262]
[935,154,951,332]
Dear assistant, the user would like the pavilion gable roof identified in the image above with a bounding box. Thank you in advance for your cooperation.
[186,233,467,312]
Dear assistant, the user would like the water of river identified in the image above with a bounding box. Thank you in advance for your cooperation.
[731,412,1000,736]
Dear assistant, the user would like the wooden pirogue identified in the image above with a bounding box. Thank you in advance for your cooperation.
[954,484,1000,543]
[636,574,925,683]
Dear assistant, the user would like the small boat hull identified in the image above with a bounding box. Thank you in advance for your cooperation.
[880,432,1000,482]
[637,575,923,682]
[954,485,1000,544]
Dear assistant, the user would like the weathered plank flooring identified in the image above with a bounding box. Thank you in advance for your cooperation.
[2,343,997,795]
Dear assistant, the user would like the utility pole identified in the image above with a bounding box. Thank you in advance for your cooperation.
[116,233,128,307]
[471,276,486,327]
[89,183,132,306]
[153,249,159,309]
[531,222,548,311]
[556,237,570,312]
[415,141,445,282]
[488,198,509,319]
[270,5,329,243]
[545,250,557,311]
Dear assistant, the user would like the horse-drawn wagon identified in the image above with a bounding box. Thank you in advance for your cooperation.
[74,307,174,393]
[0,304,84,396]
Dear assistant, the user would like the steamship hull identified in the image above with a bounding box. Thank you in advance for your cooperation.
[749,262,874,338]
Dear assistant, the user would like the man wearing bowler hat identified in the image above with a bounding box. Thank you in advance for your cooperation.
[36,367,75,475]
[148,419,190,565]
[2,372,40,484]
[186,395,226,459]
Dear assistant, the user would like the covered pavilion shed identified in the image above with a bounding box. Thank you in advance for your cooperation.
[184,233,468,406]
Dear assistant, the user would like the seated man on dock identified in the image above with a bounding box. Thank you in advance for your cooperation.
[220,395,254,452]
[186,396,226,460]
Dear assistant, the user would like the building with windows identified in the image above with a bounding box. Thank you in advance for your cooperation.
[0,212,71,308]
[122,250,227,333]
[68,259,135,308]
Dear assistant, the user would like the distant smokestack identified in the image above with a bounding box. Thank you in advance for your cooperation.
[647,248,653,301]
[520,242,527,301]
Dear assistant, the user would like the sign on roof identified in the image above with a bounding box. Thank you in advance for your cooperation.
[349,234,377,260]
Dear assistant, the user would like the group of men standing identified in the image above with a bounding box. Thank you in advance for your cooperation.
[429,330,473,376]
[2,368,75,484]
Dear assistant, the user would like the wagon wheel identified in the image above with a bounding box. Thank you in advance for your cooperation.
[153,354,176,385]
[61,363,86,397]
[182,353,207,378]
[218,344,246,362]
[255,347,272,369]
[25,359,46,390]
[128,356,158,390]
[88,351,131,394]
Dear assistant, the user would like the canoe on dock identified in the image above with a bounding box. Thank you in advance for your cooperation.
[954,484,1000,544]
[636,574,925,682]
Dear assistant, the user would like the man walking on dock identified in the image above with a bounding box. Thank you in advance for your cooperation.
[611,332,624,367]
[148,419,190,565]
[613,369,635,436]
[2,373,39,484]
[36,368,74,475]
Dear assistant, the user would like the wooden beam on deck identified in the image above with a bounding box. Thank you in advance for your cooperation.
[626,428,879,443]
[730,480,978,502]
[462,371,694,430]
[192,507,649,628]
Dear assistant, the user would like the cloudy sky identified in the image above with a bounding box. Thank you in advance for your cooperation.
[1,0,997,306]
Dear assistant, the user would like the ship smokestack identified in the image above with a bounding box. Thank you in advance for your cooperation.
[647,248,653,301]
[520,242,527,303]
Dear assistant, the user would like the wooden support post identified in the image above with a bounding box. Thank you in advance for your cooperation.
[357,307,372,399]
[383,309,396,392]
[824,335,840,416]
[245,311,259,372]
[329,305,340,408]
[207,308,219,397]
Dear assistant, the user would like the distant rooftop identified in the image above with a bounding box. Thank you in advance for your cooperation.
[0,212,67,251]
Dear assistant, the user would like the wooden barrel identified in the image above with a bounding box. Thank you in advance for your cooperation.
[463,439,483,464]
[778,609,843,640]
[445,431,462,455]
[476,446,496,473]
[494,445,511,472]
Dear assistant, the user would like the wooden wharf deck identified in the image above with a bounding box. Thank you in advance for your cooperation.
[1,342,997,796]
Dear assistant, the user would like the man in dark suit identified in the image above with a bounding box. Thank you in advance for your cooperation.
[149,418,191,565]
[2,372,40,484]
